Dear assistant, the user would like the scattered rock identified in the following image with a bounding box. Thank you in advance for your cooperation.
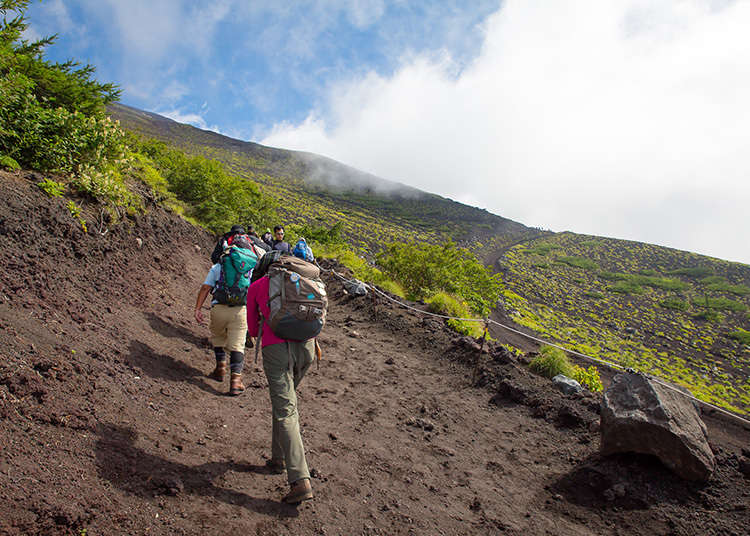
[135,237,143,248]
[552,374,582,395]
[384,357,395,365]
[738,458,750,478]
[600,373,715,481]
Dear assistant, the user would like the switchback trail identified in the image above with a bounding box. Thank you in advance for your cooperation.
[1,170,748,535]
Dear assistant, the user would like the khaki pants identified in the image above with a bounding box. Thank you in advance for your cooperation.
[209,304,247,352]
[262,340,314,484]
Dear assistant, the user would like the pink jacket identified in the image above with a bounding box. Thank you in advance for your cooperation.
[246,276,286,348]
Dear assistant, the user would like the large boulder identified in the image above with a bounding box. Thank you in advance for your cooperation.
[600,372,715,481]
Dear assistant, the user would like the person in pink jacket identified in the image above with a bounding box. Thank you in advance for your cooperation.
[247,276,314,504]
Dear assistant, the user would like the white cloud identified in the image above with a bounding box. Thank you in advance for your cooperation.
[260,0,750,264]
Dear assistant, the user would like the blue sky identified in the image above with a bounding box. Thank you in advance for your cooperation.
[26,0,499,139]
[23,0,750,264]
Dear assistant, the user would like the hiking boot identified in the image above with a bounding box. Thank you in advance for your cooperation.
[282,478,313,504]
[209,361,227,381]
[229,372,245,396]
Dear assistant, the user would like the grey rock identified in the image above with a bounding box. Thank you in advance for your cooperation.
[552,374,583,395]
[600,373,715,481]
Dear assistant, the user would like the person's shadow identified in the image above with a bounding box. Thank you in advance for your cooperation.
[94,423,298,517]
[145,312,206,348]
[127,339,225,396]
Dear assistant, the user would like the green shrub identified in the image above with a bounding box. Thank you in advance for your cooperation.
[693,310,725,323]
[692,297,746,312]
[290,221,343,245]
[134,138,276,233]
[659,297,689,311]
[599,271,629,281]
[584,291,604,299]
[529,345,573,378]
[704,281,750,296]
[426,292,484,338]
[667,267,714,278]
[523,243,559,256]
[377,241,502,315]
[37,178,65,197]
[570,365,603,392]
[728,328,750,345]
[0,155,20,170]
[607,280,644,294]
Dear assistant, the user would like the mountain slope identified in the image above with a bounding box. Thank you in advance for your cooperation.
[108,102,540,254]
[1,169,749,535]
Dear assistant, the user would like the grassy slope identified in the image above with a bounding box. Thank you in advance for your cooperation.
[107,103,538,254]
[500,232,750,413]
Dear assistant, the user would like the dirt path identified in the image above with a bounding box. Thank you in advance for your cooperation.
[1,170,749,535]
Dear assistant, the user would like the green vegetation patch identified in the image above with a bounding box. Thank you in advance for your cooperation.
[692,297,747,312]
[728,328,750,345]
[667,267,714,278]
[556,256,598,271]
[659,297,689,311]
[529,346,602,392]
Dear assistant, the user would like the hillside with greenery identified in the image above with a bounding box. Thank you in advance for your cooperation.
[499,233,750,413]
[107,103,539,255]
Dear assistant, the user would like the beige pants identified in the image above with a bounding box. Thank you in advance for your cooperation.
[262,340,314,484]
[209,304,247,352]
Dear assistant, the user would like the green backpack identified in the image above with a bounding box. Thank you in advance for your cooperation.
[213,245,258,306]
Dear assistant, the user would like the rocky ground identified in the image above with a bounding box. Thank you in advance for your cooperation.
[0,170,749,535]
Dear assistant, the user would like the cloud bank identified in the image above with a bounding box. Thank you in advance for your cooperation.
[261,0,750,264]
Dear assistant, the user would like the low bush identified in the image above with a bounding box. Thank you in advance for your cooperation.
[692,297,746,312]
[0,155,20,170]
[555,256,598,271]
[529,346,572,378]
[377,241,503,316]
[728,328,750,345]
[659,297,689,311]
[667,267,714,278]
[37,178,65,197]
[570,365,603,392]
[426,292,484,338]
[607,280,644,294]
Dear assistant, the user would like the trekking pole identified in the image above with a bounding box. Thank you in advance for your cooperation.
[472,319,490,386]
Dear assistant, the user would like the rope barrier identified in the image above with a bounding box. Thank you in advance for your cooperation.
[320,263,750,427]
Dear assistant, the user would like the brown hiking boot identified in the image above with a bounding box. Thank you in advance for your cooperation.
[209,361,227,381]
[229,372,245,396]
[282,478,313,504]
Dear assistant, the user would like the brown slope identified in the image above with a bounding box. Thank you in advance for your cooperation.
[0,170,748,536]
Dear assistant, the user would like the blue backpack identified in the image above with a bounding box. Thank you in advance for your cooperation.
[292,238,314,262]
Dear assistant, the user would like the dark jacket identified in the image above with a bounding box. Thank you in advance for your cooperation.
[249,234,271,252]
[210,232,234,264]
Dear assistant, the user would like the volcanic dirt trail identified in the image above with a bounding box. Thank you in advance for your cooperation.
[0,170,748,536]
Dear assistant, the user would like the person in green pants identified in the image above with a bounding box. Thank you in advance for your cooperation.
[246,275,314,504]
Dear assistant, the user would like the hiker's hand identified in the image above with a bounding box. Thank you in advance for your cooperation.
[194,308,204,324]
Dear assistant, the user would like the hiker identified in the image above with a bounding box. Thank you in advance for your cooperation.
[292,237,314,262]
[246,256,327,504]
[210,224,245,264]
[261,228,274,249]
[195,238,259,395]
[246,224,271,252]
[271,225,291,254]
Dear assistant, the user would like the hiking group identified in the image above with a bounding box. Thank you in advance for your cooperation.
[194,224,325,504]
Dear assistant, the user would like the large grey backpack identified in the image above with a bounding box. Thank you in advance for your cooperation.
[265,256,327,341]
